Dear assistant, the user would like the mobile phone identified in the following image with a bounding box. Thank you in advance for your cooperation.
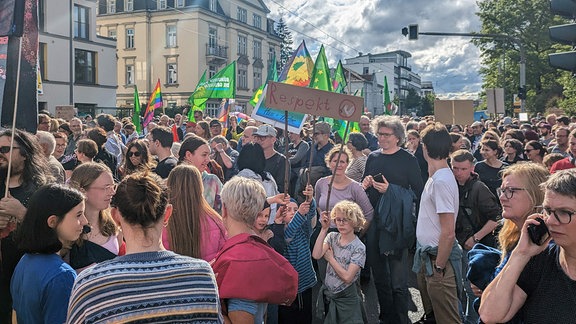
[527,217,549,245]
[373,173,384,183]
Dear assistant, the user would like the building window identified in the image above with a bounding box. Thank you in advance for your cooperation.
[238,35,247,55]
[253,40,261,59]
[238,64,248,89]
[167,63,177,84]
[108,0,116,13]
[108,28,117,39]
[39,43,47,81]
[209,65,216,78]
[75,49,96,84]
[73,5,89,39]
[166,25,177,48]
[125,61,134,85]
[363,67,369,74]
[126,64,134,85]
[38,0,45,31]
[209,0,217,11]
[206,103,219,118]
[253,67,262,89]
[176,0,185,8]
[253,14,261,29]
[158,0,167,9]
[126,27,134,49]
[126,0,133,11]
[237,7,247,23]
[268,46,275,61]
[208,27,217,47]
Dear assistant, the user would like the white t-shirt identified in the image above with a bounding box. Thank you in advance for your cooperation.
[416,167,459,247]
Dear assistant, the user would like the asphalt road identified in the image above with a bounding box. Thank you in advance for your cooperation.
[312,254,425,324]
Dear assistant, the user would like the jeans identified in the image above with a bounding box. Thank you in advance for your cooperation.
[461,249,479,324]
[367,246,411,324]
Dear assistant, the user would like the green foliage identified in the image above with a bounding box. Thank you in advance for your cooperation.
[275,17,293,72]
[404,88,422,111]
[474,0,573,114]
[420,93,435,116]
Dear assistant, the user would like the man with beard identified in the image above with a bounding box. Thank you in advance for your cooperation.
[538,122,553,147]
[0,129,53,323]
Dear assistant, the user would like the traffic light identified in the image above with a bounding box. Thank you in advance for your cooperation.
[402,24,419,40]
[548,0,576,72]
[518,86,527,100]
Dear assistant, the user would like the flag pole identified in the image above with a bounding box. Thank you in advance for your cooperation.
[283,110,289,196]
[325,68,352,212]
[4,37,23,199]
[306,115,317,191]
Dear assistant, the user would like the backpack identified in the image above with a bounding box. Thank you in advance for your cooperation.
[211,233,298,306]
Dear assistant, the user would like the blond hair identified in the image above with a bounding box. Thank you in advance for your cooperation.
[221,176,266,225]
[498,163,549,257]
[331,200,366,232]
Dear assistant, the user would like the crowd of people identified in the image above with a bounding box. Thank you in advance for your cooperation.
[0,109,575,323]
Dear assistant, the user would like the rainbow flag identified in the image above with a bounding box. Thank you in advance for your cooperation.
[143,79,162,128]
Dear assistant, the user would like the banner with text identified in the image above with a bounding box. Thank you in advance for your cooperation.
[251,84,308,134]
[265,81,363,121]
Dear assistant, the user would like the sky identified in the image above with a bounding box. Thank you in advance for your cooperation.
[264,0,484,99]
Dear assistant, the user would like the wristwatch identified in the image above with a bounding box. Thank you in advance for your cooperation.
[473,235,481,243]
[434,265,445,275]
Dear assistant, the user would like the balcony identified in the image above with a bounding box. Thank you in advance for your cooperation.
[206,44,228,65]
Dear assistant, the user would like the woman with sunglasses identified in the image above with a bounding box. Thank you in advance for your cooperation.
[524,140,546,165]
[467,163,548,322]
[480,169,576,323]
[68,163,124,270]
[119,140,155,178]
[11,184,87,324]
[67,172,222,323]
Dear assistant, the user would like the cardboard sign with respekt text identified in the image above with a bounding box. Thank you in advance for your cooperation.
[264,81,363,122]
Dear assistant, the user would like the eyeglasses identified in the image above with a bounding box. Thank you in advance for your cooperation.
[377,132,395,138]
[538,206,574,224]
[497,187,526,199]
[0,146,20,154]
[524,148,534,153]
[88,184,117,193]
[484,136,495,140]
[127,151,141,158]
[334,218,350,224]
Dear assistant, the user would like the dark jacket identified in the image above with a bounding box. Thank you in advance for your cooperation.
[368,183,417,254]
[456,173,501,247]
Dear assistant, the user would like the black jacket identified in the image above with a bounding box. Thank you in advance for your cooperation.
[456,173,501,247]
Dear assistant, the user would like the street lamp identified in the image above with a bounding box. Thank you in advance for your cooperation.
[402,25,527,113]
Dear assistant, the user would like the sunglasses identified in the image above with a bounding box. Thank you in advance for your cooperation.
[127,151,141,158]
[0,146,20,154]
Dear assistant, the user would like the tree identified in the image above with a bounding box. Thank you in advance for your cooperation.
[474,0,573,115]
[275,17,293,71]
[420,93,435,117]
[404,88,422,112]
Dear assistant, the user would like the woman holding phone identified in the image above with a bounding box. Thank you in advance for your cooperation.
[361,115,424,324]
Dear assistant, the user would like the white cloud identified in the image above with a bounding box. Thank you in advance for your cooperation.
[265,0,483,98]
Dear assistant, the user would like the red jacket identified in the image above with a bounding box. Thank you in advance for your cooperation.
[550,157,575,174]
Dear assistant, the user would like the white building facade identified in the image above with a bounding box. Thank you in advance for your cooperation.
[38,0,117,117]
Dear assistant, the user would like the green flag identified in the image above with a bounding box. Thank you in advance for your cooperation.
[250,54,277,106]
[384,75,392,115]
[308,45,332,91]
[332,60,347,94]
[132,85,142,133]
[190,61,236,101]
[188,70,207,121]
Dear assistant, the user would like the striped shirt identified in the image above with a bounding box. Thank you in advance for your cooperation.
[67,251,223,324]
[284,199,318,293]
